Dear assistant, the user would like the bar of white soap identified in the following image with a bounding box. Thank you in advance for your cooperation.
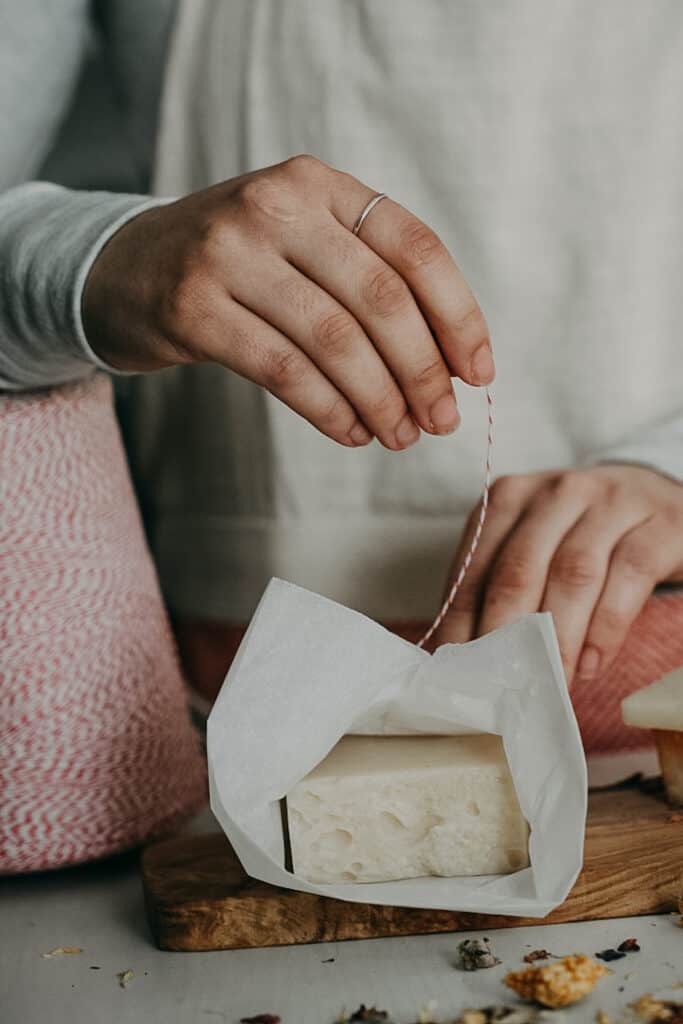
[286,734,529,884]
[622,667,683,730]
[622,667,683,806]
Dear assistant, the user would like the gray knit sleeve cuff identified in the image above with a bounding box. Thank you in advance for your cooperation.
[0,182,172,390]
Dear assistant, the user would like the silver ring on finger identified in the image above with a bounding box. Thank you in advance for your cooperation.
[352,192,388,238]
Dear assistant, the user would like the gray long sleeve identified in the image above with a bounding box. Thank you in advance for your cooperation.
[0,0,174,390]
[0,183,163,389]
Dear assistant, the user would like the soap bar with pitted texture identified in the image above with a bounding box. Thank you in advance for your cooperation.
[286,734,529,884]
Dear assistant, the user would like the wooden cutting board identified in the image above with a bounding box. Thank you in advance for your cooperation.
[141,784,683,951]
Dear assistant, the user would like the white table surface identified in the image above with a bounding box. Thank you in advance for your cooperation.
[2,816,682,1024]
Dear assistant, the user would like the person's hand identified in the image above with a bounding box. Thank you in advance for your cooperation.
[83,156,494,450]
[433,464,683,684]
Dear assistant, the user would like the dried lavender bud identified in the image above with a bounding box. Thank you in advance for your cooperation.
[595,948,626,962]
[457,937,502,971]
[616,937,640,953]
[240,1016,281,1024]
[523,949,553,963]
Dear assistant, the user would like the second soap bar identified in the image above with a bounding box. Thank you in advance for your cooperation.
[286,733,529,884]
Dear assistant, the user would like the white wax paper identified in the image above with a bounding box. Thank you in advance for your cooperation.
[207,578,587,916]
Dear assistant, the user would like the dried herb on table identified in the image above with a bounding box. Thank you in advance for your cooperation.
[41,946,82,958]
[348,1008,391,1023]
[596,949,627,962]
[523,950,554,964]
[457,937,502,971]
[504,954,609,1008]
[117,969,134,988]
[617,938,640,953]
[240,1016,281,1024]
[453,1008,558,1023]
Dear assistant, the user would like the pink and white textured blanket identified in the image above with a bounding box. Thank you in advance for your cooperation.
[0,375,207,874]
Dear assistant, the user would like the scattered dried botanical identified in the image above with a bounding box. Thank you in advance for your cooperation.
[117,969,134,989]
[596,949,627,963]
[595,1012,613,1024]
[504,954,609,1008]
[457,938,501,971]
[617,939,641,954]
[523,950,554,964]
[453,1007,560,1023]
[41,946,82,958]
[347,1007,391,1023]
[628,993,683,1022]
[239,1016,281,1024]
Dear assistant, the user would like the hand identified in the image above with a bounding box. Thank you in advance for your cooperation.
[83,155,494,450]
[434,464,683,684]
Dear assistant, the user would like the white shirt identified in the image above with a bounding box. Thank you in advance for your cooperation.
[126,0,683,622]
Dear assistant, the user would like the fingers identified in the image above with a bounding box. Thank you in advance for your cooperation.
[539,499,646,681]
[286,213,460,443]
[184,289,374,447]
[232,252,422,450]
[329,177,495,388]
[476,473,597,640]
[576,514,673,683]
[433,475,539,647]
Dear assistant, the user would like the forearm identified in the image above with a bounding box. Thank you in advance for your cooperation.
[0,182,167,390]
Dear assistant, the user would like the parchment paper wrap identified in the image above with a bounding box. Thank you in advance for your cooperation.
[208,579,586,916]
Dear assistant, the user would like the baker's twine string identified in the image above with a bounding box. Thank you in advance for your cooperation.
[417,386,494,649]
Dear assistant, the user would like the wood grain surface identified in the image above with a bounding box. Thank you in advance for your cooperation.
[141,785,683,951]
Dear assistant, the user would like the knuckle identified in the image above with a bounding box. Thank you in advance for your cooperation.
[450,301,487,336]
[318,392,352,432]
[237,175,297,224]
[408,357,449,391]
[260,346,310,392]
[549,547,598,588]
[361,265,411,318]
[590,605,626,639]
[546,469,595,503]
[369,380,404,422]
[488,474,527,515]
[614,537,656,578]
[399,222,447,271]
[492,552,535,595]
[312,309,360,360]
[284,153,326,177]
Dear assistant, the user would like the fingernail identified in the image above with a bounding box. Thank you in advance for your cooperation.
[429,392,460,434]
[395,414,420,448]
[578,645,601,679]
[348,421,373,446]
[470,341,495,385]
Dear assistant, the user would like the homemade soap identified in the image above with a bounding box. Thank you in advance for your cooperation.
[286,734,529,884]
[622,667,683,806]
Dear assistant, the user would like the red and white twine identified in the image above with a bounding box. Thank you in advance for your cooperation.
[418,386,494,648]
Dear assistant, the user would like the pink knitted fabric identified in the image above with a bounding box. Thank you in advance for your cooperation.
[0,375,207,874]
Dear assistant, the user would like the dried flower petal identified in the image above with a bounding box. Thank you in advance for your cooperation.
[595,1012,613,1024]
[596,949,627,963]
[524,950,553,964]
[348,1007,391,1023]
[117,969,134,988]
[504,954,609,1008]
[629,993,683,1021]
[457,938,501,971]
[41,946,82,959]
[617,938,641,953]
[240,1016,281,1024]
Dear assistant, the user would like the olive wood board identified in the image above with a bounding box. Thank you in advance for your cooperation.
[141,785,683,951]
